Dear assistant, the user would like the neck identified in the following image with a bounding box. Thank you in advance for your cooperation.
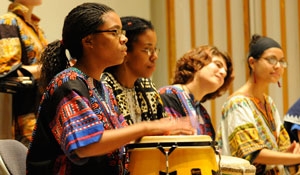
[236,79,268,102]
[74,61,103,81]
[183,83,206,102]
[113,66,137,88]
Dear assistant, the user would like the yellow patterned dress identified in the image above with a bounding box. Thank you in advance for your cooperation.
[217,94,291,175]
[0,2,48,146]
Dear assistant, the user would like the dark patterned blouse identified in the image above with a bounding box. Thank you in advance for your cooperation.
[101,72,166,125]
[158,85,215,140]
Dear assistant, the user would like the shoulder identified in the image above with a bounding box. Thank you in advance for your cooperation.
[135,78,157,91]
[223,95,252,109]
[158,84,182,94]
[101,72,117,87]
[0,12,19,26]
[47,68,87,93]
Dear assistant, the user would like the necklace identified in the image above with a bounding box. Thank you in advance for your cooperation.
[123,87,142,123]
[251,96,277,138]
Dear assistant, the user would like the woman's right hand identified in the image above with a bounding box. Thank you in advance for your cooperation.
[144,117,195,136]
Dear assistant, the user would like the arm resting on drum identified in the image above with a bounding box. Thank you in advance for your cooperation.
[75,118,194,158]
[75,122,148,158]
[253,148,300,166]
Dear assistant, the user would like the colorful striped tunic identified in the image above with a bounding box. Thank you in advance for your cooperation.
[27,67,127,175]
[158,84,215,140]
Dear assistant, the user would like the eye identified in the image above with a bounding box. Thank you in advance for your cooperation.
[214,60,223,68]
[268,57,278,64]
[113,30,119,36]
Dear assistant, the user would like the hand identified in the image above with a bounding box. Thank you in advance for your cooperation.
[285,141,300,154]
[145,117,195,136]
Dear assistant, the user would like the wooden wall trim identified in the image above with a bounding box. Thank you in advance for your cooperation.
[280,0,289,113]
[189,0,196,48]
[226,0,233,95]
[166,0,176,84]
[207,0,216,127]
[243,0,250,79]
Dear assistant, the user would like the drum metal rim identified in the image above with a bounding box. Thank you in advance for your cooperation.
[126,140,218,150]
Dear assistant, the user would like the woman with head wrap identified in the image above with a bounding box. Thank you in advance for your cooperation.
[101,16,166,125]
[26,3,194,175]
[217,34,300,174]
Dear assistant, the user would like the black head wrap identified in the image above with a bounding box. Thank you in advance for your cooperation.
[248,36,281,59]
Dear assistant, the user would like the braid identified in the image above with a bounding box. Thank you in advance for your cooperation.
[39,40,70,92]
[63,3,114,59]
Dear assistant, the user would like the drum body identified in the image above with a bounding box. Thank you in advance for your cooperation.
[216,155,256,175]
[127,135,218,175]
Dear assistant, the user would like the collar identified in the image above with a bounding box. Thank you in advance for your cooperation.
[8,2,40,25]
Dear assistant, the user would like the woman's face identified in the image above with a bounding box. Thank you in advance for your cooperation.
[194,55,228,92]
[253,47,285,83]
[89,11,128,68]
[124,29,158,78]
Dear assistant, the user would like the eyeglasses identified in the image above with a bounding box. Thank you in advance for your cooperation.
[93,29,126,38]
[262,56,287,68]
[141,48,160,56]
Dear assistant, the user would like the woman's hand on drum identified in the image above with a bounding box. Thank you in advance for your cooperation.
[144,117,195,136]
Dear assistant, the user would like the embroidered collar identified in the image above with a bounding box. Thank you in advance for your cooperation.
[8,2,41,26]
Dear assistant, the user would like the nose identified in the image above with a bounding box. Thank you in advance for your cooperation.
[274,61,282,68]
[120,34,128,44]
[150,52,158,62]
[219,67,227,78]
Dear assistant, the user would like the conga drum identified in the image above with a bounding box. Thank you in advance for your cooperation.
[216,155,256,175]
[127,135,219,175]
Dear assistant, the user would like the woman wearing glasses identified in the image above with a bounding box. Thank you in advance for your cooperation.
[217,34,300,174]
[101,16,166,125]
[26,3,194,175]
[158,45,234,140]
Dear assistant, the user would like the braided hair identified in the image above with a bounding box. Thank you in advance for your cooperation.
[39,3,114,91]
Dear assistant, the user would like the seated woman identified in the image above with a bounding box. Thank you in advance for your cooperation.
[158,45,234,140]
[101,16,165,125]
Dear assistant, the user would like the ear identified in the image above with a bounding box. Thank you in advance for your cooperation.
[82,35,93,48]
[248,57,256,70]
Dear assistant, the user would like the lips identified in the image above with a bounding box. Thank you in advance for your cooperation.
[121,46,127,55]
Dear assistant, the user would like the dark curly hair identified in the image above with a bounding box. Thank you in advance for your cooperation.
[39,3,114,91]
[173,45,234,102]
[104,16,153,73]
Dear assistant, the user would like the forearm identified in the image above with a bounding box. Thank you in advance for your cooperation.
[254,148,300,166]
[75,117,194,158]
[75,122,148,157]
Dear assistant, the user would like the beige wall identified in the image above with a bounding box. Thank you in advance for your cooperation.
[1,0,151,42]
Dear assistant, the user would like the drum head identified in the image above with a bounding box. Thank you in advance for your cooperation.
[216,155,256,175]
[127,135,216,150]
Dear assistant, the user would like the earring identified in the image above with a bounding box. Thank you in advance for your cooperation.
[277,81,281,88]
[253,72,256,83]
